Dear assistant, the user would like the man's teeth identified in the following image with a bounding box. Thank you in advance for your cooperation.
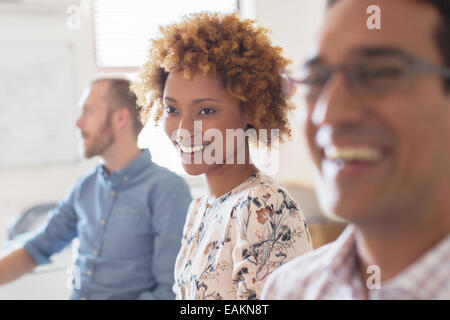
[179,144,206,153]
[324,146,383,162]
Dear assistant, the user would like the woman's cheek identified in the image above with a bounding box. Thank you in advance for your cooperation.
[162,117,176,141]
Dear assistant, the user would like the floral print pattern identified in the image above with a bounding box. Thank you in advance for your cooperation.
[173,172,313,300]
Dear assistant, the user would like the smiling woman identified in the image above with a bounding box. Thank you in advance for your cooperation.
[131,12,294,145]
[162,71,252,176]
[131,12,313,300]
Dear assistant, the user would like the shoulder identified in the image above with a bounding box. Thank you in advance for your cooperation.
[148,163,188,185]
[180,196,205,232]
[52,166,98,204]
[185,196,205,220]
[229,174,311,247]
[144,167,192,210]
[232,173,303,217]
[262,240,338,299]
[187,196,204,214]
[251,174,299,206]
[146,165,191,194]
[70,166,98,193]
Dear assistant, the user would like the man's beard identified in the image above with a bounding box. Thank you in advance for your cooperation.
[83,111,115,158]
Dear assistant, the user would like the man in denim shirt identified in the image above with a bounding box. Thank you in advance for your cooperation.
[0,78,192,299]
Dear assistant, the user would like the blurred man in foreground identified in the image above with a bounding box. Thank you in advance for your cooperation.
[263,0,450,299]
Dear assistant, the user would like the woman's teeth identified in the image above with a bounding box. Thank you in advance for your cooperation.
[179,144,207,153]
[324,146,383,162]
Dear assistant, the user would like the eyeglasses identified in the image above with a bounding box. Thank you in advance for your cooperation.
[283,54,450,101]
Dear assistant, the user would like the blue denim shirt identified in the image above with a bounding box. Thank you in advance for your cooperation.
[23,149,192,300]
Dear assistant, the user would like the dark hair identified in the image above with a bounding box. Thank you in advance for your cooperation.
[93,78,144,137]
[326,0,450,92]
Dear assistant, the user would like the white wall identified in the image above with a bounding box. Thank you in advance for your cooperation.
[0,0,98,299]
[0,0,97,235]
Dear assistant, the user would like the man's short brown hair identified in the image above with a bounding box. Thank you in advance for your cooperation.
[92,77,144,137]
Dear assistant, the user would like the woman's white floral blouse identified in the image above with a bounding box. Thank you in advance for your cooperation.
[173,172,313,300]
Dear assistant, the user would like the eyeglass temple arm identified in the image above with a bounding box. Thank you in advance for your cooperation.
[413,61,450,79]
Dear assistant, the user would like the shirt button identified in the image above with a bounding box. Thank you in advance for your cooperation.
[86,270,92,276]
[110,190,115,196]
[100,219,105,226]
[93,250,98,256]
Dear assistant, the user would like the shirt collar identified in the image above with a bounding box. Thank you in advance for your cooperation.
[98,149,152,185]
[324,225,359,281]
[325,224,450,299]
[379,231,450,299]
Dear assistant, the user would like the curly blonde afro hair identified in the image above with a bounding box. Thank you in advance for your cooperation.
[131,12,294,145]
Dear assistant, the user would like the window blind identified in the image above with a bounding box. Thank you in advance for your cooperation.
[93,0,238,68]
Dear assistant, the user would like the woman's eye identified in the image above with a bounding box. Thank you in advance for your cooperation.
[164,106,177,114]
[199,108,215,115]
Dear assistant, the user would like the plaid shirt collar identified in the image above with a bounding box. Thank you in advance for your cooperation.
[323,225,450,299]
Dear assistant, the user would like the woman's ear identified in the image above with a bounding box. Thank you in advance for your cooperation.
[241,105,254,131]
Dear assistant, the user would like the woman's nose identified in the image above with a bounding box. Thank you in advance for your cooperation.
[176,118,203,145]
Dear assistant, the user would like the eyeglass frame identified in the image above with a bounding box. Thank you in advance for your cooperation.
[282,51,450,99]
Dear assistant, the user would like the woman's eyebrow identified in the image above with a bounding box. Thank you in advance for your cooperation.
[163,97,221,103]
[193,98,222,104]
[163,96,178,103]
